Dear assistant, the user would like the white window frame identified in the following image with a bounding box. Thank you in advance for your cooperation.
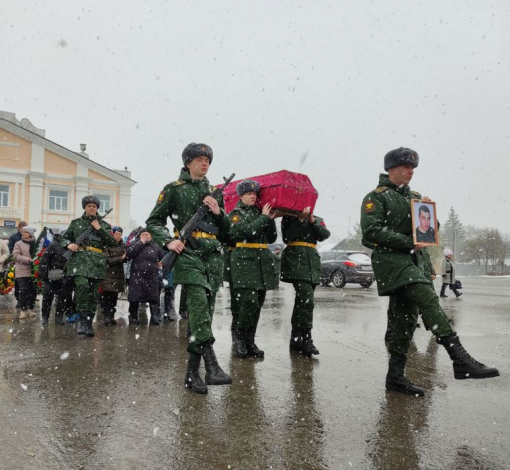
[0,184,9,207]
[49,189,70,212]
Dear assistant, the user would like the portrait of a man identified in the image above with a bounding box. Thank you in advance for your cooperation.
[411,201,438,246]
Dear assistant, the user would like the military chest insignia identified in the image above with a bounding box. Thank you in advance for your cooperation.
[364,201,376,213]
[374,186,389,193]
[156,191,165,204]
[231,215,241,224]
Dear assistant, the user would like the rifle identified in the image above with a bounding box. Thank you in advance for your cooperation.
[64,208,113,261]
[161,173,235,271]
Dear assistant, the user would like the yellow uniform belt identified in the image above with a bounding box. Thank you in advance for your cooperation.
[287,241,317,249]
[80,246,103,254]
[236,243,269,249]
[174,230,217,240]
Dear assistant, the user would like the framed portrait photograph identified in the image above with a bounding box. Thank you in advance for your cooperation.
[411,200,439,246]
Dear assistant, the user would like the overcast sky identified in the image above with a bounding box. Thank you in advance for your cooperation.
[2,1,509,238]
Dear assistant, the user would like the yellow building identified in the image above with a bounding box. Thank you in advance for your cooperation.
[0,111,136,233]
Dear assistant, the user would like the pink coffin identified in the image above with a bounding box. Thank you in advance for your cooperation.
[218,170,318,214]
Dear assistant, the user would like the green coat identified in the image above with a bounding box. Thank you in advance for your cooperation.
[145,169,230,293]
[61,214,116,280]
[280,215,331,285]
[229,201,278,290]
[360,174,431,296]
[222,236,236,283]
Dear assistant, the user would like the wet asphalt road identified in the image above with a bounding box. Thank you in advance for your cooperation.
[0,277,508,470]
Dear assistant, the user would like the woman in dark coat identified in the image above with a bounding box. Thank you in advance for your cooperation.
[100,226,127,326]
[126,229,165,325]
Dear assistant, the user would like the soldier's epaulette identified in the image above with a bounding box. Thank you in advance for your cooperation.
[410,190,422,198]
[170,180,186,187]
[374,186,389,193]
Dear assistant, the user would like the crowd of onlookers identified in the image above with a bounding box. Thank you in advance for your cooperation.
[3,221,188,326]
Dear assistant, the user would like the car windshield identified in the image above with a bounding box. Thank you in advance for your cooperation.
[348,253,371,264]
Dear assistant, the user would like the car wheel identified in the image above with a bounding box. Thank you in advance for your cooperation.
[360,281,373,288]
[331,270,346,288]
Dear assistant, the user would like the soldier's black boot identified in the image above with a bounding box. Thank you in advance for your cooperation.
[41,313,49,326]
[438,335,499,379]
[149,303,160,325]
[440,284,448,298]
[246,328,264,357]
[85,314,95,337]
[77,312,87,335]
[289,328,303,352]
[184,353,208,394]
[235,328,249,358]
[385,355,425,396]
[128,303,140,325]
[202,342,232,385]
[384,321,394,342]
[301,328,319,357]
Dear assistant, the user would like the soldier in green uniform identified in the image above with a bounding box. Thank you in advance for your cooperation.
[280,209,330,357]
[61,196,116,337]
[229,180,278,359]
[145,143,232,394]
[361,147,499,396]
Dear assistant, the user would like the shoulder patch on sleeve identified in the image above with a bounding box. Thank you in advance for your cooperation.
[156,190,165,205]
[364,201,376,213]
[374,186,389,193]
[170,180,186,187]
[411,191,422,198]
[230,214,242,224]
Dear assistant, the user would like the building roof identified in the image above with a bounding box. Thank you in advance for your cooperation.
[0,111,136,185]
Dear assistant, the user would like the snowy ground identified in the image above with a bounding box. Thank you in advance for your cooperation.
[0,277,508,469]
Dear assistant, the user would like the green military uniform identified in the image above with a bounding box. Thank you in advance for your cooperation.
[360,173,454,358]
[146,169,229,354]
[61,214,116,318]
[229,201,277,331]
[280,215,330,330]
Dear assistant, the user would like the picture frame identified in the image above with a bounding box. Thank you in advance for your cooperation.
[411,199,439,246]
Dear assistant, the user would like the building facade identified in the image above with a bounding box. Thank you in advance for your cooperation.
[0,111,136,233]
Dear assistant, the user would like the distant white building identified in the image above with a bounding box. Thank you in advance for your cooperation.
[0,110,136,232]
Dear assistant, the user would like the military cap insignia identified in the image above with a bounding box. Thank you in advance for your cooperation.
[156,191,165,204]
[231,215,241,224]
[364,201,376,213]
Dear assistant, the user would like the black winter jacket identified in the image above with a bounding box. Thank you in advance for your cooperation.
[39,236,68,280]
[126,241,165,303]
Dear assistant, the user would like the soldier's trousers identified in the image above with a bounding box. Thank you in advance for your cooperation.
[229,283,240,316]
[74,276,100,316]
[42,278,73,319]
[291,280,316,330]
[236,288,266,330]
[186,284,216,354]
[389,282,455,358]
